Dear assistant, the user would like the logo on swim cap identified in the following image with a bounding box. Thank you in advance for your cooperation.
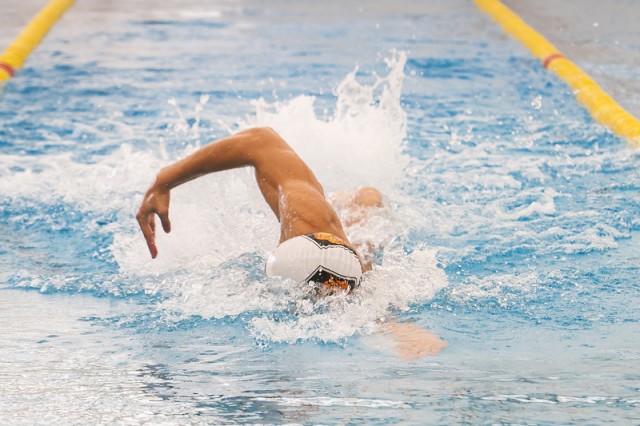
[306,267,357,295]
[266,233,362,296]
[310,232,351,248]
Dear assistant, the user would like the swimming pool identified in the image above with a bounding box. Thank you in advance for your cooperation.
[1,0,639,423]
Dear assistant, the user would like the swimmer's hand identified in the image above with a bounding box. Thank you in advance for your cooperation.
[136,183,172,259]
[381,321,446,361]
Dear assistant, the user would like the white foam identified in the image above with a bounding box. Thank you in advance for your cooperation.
[253,396,409,408]
[499,188,558,220]
[249,245,446,343]
[238,50,409,194]
[448,273,540,307]
[561,224,626,254]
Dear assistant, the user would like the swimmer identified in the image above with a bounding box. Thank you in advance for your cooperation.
[137,127,377,293]
[137,127,445,359]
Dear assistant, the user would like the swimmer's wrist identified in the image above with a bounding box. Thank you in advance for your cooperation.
[152,168,173,192]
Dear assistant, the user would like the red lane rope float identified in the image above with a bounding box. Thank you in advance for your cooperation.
[542,52,564,69]
[0,62,16,77]
[0,0,75,83]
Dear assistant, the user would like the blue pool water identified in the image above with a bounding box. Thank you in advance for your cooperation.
[1,1,639,424]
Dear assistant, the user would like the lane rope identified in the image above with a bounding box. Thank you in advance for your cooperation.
[0,0,75,82]
[474,0,640,148]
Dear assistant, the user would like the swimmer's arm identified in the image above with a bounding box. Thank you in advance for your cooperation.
[380,320,446,360]
[137,127,283,258]
[154,127,282,190]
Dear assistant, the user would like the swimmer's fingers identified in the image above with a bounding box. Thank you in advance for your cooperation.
[157,209,171,233]
[154,190,172,233]
[149,213,155,234]
[136,210,158,259]
[137,187,171,259]
[136,188,171,259]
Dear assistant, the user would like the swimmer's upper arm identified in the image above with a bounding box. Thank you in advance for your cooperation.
[239,127,293,162]
[242,128,313,178]
[152,128,285,189]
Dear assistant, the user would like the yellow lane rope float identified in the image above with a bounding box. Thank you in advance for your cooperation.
[474,0,640,148]
[0,0,75,83]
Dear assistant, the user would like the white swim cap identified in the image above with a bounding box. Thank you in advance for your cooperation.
[266,232,362,293]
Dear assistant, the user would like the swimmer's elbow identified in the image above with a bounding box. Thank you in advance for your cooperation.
[239,127,290,160]
[239,127,281,144]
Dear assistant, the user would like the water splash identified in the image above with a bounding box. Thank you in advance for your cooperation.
[1,50,446,343]
[143,50,446,342]
[240,49,409,193]
[167,94,210,144]
[132,50,445,342]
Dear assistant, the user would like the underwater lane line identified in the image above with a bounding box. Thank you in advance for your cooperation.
[474,0,640,149]
[0,0,75,84]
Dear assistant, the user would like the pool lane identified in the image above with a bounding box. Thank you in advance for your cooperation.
[505,0,640,119]
[475,0,640,147]
[0,0,75,82]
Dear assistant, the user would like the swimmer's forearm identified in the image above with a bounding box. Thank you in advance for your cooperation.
[153,137,249,190]
[152,128,277,190]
